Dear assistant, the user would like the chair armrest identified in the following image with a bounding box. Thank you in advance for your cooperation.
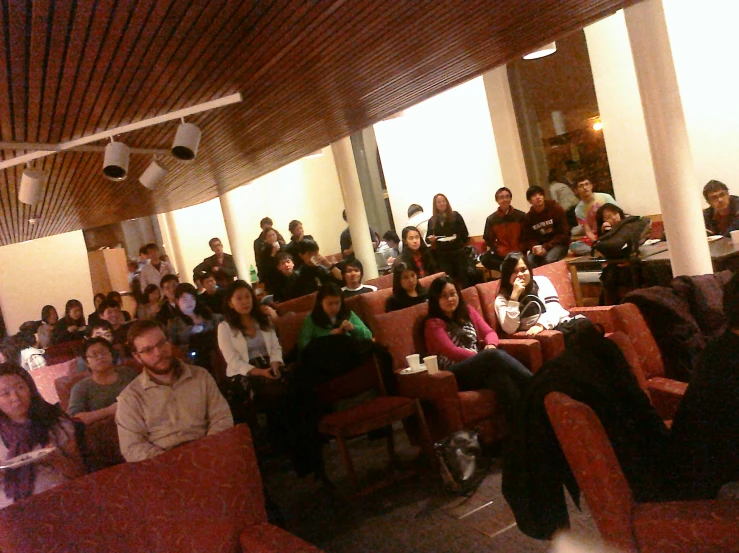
[396,370,459,401]
[497,338,543,373]
[646,377,688,421]
[509,330,563,362]
[569,306,618,332]
[634,499,739,553]
[240,523,323,552]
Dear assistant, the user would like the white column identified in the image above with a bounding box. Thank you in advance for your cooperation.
[482,66,531,211]
[584,11,660,216]
[331,136,379,279]
[624,0,712,277]
[160,212,187,281]
[219,190,248,281]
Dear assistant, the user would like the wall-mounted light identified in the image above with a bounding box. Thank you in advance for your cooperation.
[18,166,47,205]
[592,120,603,131]
[139,159,168,190]
[524,42,557,60]
[172,120,201,160]
[103,139,130,180]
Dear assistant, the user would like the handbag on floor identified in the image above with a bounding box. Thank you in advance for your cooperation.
[435,430,491,495]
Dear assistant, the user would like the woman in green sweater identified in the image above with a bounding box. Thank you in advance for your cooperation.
[297,282,372,350]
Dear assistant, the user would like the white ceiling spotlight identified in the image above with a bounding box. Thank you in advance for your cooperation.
[172,119,201,161]
[523,42,557,60]
[18,165,47,205]
[139,158,168,190]
[103,138,130,181]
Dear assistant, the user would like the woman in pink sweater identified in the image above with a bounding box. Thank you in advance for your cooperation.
[424,276,533,422]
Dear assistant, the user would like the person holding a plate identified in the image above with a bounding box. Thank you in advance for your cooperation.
[0,362,85,509]
[425,193,472,288]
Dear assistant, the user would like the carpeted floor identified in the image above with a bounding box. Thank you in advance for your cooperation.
[261,424,601,553]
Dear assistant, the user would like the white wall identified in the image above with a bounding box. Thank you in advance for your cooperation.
[663,0,739,199]
[585,11,661,216]
[0,231,94,334]
[373,76,508,237]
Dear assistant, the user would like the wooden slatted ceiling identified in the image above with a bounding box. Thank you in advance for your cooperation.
[0,0,632,246]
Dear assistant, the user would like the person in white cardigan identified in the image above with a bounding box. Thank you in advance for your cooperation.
[494,252,572,335]
[217,280,284,379]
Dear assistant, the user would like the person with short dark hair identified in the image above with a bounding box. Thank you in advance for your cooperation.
[284,220,314,267]
[377,230,401,265]
[253,218,286,261]
[167,283,222,370]
[385,263,428,312]
[197,271,226,315]
[137,284,162,320]
[340,209,380,260]
[294,239,342,297]
[426,193,471,287]
[106,291,132,322]
[52,299,87,345]
[139,243,175,291]
[272,252,301,303]
[68,338,138,425]
[407,204,430,241]
[156,274,180,325]
[481,187,526,271]
[341,259,377,297]
[570,177,617,256]
[192,237,238,288]
[88,293,107,327]
[668,271,739,500]
[702,180,739,237]
[521,185,570,267]
[98,300,131,355]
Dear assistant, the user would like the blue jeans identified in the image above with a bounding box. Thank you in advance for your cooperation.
[569,240,592,256]
[447,349,533,422]
[527,244,568,268]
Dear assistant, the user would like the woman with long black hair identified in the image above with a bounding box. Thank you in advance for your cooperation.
[424,276,532,422]
[426,193,471,287]
[385,262,428,312]
[37,305,58,349]
[395,226,438,277]
[52,299,87,344]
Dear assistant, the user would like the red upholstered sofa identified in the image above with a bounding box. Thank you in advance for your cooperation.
[0,425,321,553]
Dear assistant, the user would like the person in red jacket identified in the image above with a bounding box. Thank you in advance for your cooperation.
[521,185,570,268]
[480,187,526,271]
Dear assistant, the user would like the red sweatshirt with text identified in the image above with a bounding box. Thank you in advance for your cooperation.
[521,200,571,252]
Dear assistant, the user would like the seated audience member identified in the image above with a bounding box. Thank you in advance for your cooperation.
[38,305,58,349]
[98,300,132,356]
[0,362,85,509]
[377,230,401,265]
[594,203,641,305]
[407,203,430,241]
[284,220,314,267]
[395,226,438,277]
[481,187,526,271]
[137,284,162,320]
[298,282,372,350]
[106,291,132,322]
[426,193,472,287]
[668,272,739,500]
[272,252,301,303]
[521,185,570,268]
[702,179,739,237]
[139,243,175,292]
[116,320,234,462]
[424,276,532,422]
[167,283,222,370]
[294,239,343,297]
[385,263,428,312]
[52,299,87,344]
[88,293,107,327]
[253,217,286,260]
[494,253,573,335]
[192,237,237,288]
[155,274,180,325]
[341,259,377,297]
[569,177,618,256]
[340,209,380,260]
[257,228,283,293]
[197,271,226,314]
[68,338,138,425]
[548,168,580,228]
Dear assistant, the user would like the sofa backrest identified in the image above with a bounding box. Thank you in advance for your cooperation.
[605,331,650,396]
[532,260,576,310]
[461,286,482,316]
[612,303,665,380]
[274,292,317,316]
[475,279,502,331]
[30,358,79,405]
[54,370,89,412]
[365,273,393,290]
[373,302,429,371]
[274,311,309,356]
[0,425,265,553]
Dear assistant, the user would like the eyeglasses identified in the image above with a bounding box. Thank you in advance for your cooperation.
[440,291,458,301]
[137,337,169,356]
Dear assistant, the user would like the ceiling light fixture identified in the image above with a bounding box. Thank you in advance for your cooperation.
[172,119,201,160]
[523,42,557,60]
[18,165,47,205]
[139,159,168,190]
[103,138,130,181]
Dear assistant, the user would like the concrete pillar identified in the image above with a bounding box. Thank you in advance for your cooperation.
[331,136,379,280]
[219,190,248,281]
[624,0,712,276]
[584,11,660,216]
[482,66,531,211]
[159,212,187,281]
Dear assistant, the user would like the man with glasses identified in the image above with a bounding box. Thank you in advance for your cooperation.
[703,180,739,237]
[193,237,238,288]
[115,320,233,462]
[481,187,526,271]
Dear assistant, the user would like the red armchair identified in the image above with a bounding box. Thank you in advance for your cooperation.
[545,392,739,553]
[274,292,317,316]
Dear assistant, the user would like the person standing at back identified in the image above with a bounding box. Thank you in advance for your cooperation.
[480,187,526,272]
[339,210,380,261]
[284,220,314,268]
[253,218,286,261]
[407,204,430,241]
[193,237,238,288]
[426,193,471,288]
[139,243,175,292]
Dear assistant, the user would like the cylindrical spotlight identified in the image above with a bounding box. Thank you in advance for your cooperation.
[172,122,201,160]
[139,159,168,190]
[18,167,47,205]
[103,141,130,180]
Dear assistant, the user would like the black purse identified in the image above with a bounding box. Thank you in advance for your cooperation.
[435,430,491,495]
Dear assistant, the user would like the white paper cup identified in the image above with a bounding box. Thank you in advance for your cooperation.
[424,355,439,374]
[731,230,739,245]
[406,354,420,370]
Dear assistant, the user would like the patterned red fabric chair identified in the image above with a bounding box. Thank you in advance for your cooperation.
[0,425,322,553]
[365,272,393,290]
[545,392,739,553]
[29,358,79,404]
[274,292,317,316]
[54,369,89,412]
[273,311,309,355]
[373,302,541,444]
[44,339,84,366]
